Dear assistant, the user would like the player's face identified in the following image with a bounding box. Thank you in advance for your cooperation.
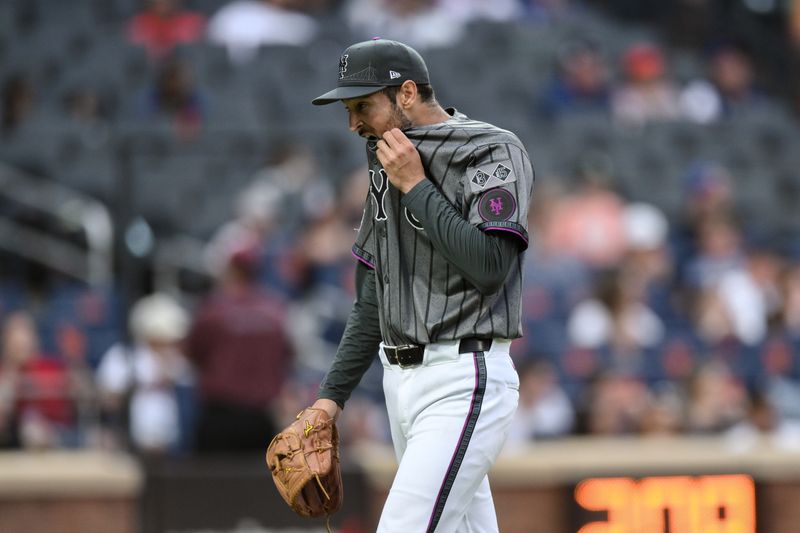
[343,91,411,140]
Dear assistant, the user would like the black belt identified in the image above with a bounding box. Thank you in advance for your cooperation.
[384,338,493,368]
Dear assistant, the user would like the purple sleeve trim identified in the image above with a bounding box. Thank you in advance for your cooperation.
[484,226,529,245]
[352,250,375,270]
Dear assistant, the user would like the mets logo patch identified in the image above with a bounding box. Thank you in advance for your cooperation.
[478,188,516,222]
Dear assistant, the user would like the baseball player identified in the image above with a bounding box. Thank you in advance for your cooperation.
[309,39,534,532]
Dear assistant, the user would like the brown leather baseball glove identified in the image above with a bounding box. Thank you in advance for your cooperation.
[266,407,343,518]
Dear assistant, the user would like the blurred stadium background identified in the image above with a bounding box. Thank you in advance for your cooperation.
[2,0,800,532]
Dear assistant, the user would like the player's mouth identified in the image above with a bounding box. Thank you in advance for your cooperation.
[357,127,376,140]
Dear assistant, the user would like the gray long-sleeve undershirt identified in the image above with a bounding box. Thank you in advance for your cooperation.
[318,180,523,408]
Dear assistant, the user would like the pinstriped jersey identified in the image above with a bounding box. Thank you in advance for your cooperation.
[351,109,534,346]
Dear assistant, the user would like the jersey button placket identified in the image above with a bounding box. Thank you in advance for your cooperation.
[378,223,388,283]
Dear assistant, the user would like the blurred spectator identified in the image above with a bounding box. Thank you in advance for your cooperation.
[345,0,464,49]
[746,243,785,326]
[684,214,744,290]
[186,241,295,452]
[284,167,368,374]
[567,267,664,362]
[775,263,800,337]
[620,202,674,318]
[580,370,649,435]
[207,143,321,297]
[686,216,772,346]
[1,73,35,136]
[207,0,319,64]
[299,183,354,288]
[138,57,206,140]
[702,244,781,347]
[686,360,747,434]
[678,162,735,236]
[688,162,735,215]
[127,0,207,61]
[538,41,612,119]
[680,44,766,123]
[54,320,100,447]
[286,189,357,368]
[517,183,591,367]
[544,172,627,269]
[245,142,320,231]
[95,293,193,455]
[506,359,575,445]
[612,42,682,127]
[204,182,283,281]
[639,382,685,436]
[0,312,75,449]
[726,389,800,452]
[673,163,735,282]
[705,44,763,113]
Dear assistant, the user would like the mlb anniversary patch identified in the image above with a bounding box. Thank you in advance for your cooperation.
[468,161,516,193]
[478,188,516,221]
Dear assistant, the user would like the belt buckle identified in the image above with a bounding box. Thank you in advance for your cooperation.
[394,344,420,368]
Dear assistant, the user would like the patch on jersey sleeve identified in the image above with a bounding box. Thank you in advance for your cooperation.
[468,160,516,193]
[478,188,516,222]
[471,169,490,188]
[492,163,512,181]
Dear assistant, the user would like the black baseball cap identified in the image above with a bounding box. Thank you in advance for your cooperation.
[312,38,430,105]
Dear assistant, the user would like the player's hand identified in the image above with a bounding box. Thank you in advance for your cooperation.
[376,128,426,194]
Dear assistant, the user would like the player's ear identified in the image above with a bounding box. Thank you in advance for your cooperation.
[398,80,417,109]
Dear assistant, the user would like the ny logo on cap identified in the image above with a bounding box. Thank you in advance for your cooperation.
[339,54,349,79]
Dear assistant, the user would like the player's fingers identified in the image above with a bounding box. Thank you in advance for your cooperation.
[375,140,393,166]
[383,128,408,149]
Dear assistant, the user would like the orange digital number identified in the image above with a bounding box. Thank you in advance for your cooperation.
[575,475,755,533]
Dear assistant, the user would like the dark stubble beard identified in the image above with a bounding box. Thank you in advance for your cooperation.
[389,99,413,131]
[363,99,413,144]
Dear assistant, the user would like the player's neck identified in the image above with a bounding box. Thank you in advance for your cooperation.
[408,104,450,128]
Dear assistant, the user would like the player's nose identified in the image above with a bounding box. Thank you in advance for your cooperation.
[348,113,362,132]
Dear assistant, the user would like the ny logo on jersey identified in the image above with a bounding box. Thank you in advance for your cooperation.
[339,54,349,79]
[405,208,423,230]
[369,168,389,221]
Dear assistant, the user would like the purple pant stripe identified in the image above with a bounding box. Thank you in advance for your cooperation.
[426,351,487,532]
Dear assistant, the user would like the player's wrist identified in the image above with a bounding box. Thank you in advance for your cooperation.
[312,398,342,420]
[399,175,427,195]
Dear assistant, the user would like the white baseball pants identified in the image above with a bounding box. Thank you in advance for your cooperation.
[377,339,519,533]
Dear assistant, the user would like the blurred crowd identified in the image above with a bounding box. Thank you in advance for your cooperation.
[2,0,800,457]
